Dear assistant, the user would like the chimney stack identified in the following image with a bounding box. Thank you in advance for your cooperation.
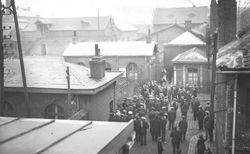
[72,31,78,44]
[89,44,106,79]
[184,20,192,31]
[146,28,152,43]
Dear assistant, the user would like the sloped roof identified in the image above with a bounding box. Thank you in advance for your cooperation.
[216,34,250,71]
[153,6,209,25]
[4,56,122,94]
[0,117,133,154]
[116,23,137,31]
[133,24,151,34]
[63,41,156,57]
[172,47,207,63]
[22,16,113,32]
[166,31,205,45]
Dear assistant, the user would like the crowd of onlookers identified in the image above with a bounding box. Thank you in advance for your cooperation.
[109,80,214,154]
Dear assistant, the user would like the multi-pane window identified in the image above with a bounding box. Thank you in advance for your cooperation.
[44,104,64,119]
[187,68,198,86]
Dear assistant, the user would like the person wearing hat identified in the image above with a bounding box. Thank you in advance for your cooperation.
[196,134,208,154]
[139,116,149,146]
[168,107,177,130]
[160,114,168,143]
[197,106,205,130]
[157,137,164,154]
[178,115,188,141]
[170,127,181,154]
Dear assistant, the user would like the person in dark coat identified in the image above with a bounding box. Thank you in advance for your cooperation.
[170,127,181,154]
[157,137,164,154]
[168,107,176,130]
[178,116,188,141]
[160,114,168,143]
[154,115,162,141]
[197,106,205,130]
[196,134,208,154]
[139,116,149,146]
[134,116,141,143]
[192,97,200,120]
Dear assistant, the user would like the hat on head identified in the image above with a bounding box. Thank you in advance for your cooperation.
[128,111,133,114]
[141,116,146,120]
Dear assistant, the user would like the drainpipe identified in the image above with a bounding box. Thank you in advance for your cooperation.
[232,74,238,154]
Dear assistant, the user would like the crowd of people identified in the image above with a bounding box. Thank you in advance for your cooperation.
[109,80,214,154]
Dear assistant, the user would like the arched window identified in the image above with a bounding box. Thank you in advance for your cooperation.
[44,104,64,119]
[126,62,138,81]
[105,62,111,71]
[2,101,14,117]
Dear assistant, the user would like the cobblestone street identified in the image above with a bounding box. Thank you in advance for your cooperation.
[130,93,215,154]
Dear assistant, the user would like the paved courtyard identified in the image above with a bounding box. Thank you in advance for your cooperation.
[130,93,215,154]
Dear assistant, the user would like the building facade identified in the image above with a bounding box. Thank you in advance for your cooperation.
[3,56,122,121]
[215,28,250,154]
[171,47,210,93]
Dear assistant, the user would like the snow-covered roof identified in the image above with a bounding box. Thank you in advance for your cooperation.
[63,41,156,57]
[166,31,205,46]
[4,56,122,94]
[172,47,207,63]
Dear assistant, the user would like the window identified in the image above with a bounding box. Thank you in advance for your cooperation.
[187,68,198,86]
[246,88,250,129]
[41,44,47,55]
[109,100,114,113]
[2,101,14,116]
[105,62,111,71]
[126,62,138,81]
[44,104,64,119]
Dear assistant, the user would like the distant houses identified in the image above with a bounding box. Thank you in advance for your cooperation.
[63,41,158,96]
[3,56,122,121]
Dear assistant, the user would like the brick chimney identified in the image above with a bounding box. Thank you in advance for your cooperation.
[72,31,78,44]
[89,44,106,79]
[184,20,192,31]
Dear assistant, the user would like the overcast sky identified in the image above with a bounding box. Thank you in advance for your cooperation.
[12,0,211,24]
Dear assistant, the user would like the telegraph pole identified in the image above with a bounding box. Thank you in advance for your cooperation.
[0,0,4,115]
[11,0,30,117]
[66,66,71,104]
[210,31,218,115]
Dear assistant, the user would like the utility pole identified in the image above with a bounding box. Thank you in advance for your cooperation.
[210,31,218,115]
[0,0,4,115]
[66,66,71,104]
[11,0,30,117]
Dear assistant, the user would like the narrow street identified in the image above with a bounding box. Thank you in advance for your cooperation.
[130,93,215,154]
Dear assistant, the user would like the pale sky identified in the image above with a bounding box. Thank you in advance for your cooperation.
[12,0,211,24]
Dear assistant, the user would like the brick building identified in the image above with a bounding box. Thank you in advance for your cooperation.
[215,28,250,154]
[171,47,210,92]
[3,56,122,121]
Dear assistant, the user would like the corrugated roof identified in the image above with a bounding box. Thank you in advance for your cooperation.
[23,16,112,32]
[166,31,205,45]
[172,47,207,63]
[4,56,122,93]
[0,117,133,154]
[153,6,209,25]
[63,41,156,57]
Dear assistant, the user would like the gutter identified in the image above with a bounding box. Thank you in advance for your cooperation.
[232,74,238,154]
[4,73,123,95]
